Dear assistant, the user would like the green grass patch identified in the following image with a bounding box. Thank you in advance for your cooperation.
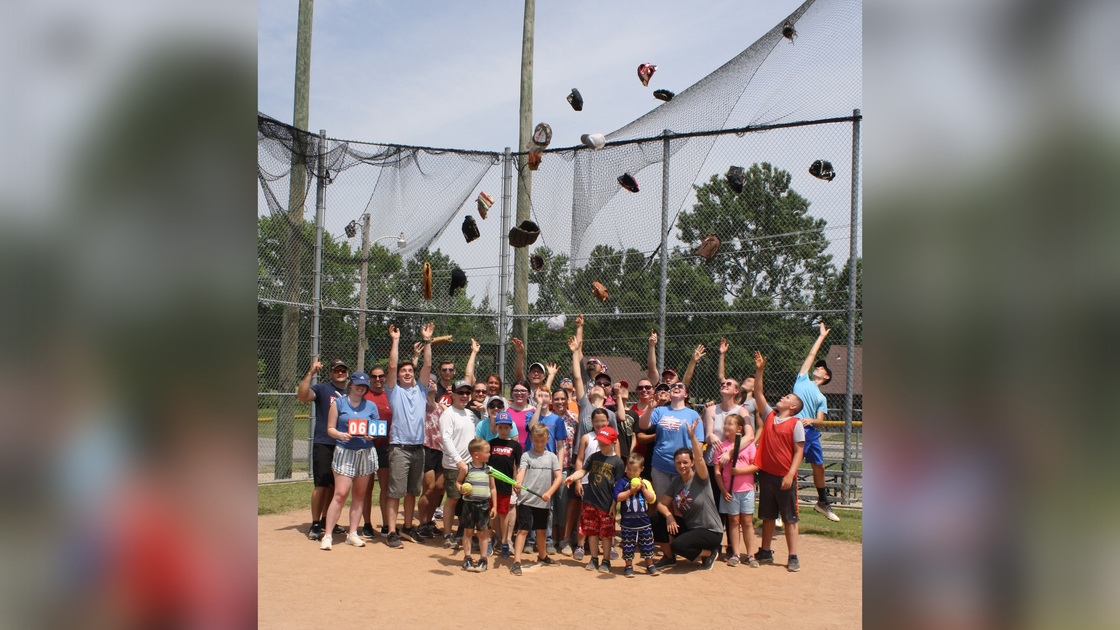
[786,505,862,542]
[258,480,381,516]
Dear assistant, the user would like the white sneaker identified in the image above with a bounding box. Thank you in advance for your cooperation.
[775,516,784,528]
[346,532,365,547]
[320,533,333,550]
[814,501,841,522]
[434,507,444,520]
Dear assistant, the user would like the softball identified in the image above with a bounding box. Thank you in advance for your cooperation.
[631,477,641,489]
[460,482,472,495]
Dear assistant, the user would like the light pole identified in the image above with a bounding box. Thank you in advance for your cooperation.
[356,224,406,371]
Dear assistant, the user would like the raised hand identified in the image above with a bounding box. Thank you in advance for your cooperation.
[512,337,524,354]
[546,362,560,377]
[818,322,831,338]
[719,337,730,354]
[566,336,580,353]
[471,338,481,353]
[412,341,424,355]
[575,314,585,328]
[421,322,435,341]
[687,417,700,436]
[692,344,707,362]
[753,350,766,371]
[388,324,400,340]
[309,355,323,374]
[649,330,658,346]
[616,382,629,400]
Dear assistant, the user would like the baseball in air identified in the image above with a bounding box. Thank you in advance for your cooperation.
[631,477,641,489]
[460,482,472,495]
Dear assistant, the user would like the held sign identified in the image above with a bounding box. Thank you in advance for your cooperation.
[347,418,388,437]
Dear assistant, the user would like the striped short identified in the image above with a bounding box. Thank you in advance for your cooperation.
[332,446,378,478]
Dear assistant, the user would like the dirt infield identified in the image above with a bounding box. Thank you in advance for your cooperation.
[259,510,862,628]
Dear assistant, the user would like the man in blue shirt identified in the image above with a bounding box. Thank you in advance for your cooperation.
[383,322,434,548]
[296,356,350,541]
[794,322,840,522]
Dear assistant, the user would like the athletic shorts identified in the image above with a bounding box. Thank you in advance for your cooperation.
[444,467,464,500]
[460,499,491,531]
[579,503,616,539]
[332,446,377,478]
[375,444,390,471]
[423,446,443,472]
[387,444,424,498]
[757,470,799,523]
[515,505,550,533]
[802,432,824,466]
[719,489,756,515]
[620,526,656,560]
[495,493,512,515]
[312,443,336,487]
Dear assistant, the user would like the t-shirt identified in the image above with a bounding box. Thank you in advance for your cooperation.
[438,405,477,469]
[574,394,618,454]
[310,382,347,444]
[560,411,579,470]
[518,449,560,509]
[707,402,749,466]
[526,412,568,454]
[332,395,380,450]
[648,405,704,475]
[666,472,723,534]
[615,409,638,460]
[362,390,393,447]
[754,404,806,476]
[463,465,491,502]
[506,407,535,442]
[712,438,757,493]
[385,382,430,445]
[613,478,654,529]
[487,438,522,495]
[582,451,625,513]
[475,418,519,442]
[794,372,827,441]
[422,403,443,450]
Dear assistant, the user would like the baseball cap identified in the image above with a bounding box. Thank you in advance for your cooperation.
[487,398,506,409]
[586,357,606,370]
[350,372,371,387]
[595,426,618,444]
[453,380,472,393]
[594,373,613,385]
[814,359,833,384]
[528,362,546,373]
[494,411,513,425]
[654,383,670,393]
[661,368,677,379]
[329,359,349,371]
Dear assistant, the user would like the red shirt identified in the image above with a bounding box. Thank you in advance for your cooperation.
[754,409,802,476]
[363,390,393,447]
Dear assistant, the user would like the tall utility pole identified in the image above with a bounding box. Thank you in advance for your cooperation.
[356,214,372,372]
[276,0,315,480]
[513,0,534,352]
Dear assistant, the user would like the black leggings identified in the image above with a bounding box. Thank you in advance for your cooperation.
[670,526,722,562]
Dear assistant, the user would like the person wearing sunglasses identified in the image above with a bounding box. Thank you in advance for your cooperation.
[296,356,351,542]
[438,380,479,546]
[639,379,705,564]
[628,379,659,482]
[705,370,755,556]
[475,397,518,442]
[358,365,394,541]
[467,381,489,421]
[320,371,379,550]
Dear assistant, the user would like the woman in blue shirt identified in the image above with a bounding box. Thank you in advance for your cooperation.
[321,372,381,550]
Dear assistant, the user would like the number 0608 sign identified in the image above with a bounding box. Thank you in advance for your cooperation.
[349,419,387,437]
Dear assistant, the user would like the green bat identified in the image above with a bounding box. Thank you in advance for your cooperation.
[487,467,546,500]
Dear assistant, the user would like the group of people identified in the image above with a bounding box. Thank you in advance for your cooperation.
[296,315,840,576]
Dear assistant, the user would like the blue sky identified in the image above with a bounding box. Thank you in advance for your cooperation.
[258,0,806,150]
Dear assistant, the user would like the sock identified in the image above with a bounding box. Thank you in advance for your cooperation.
[817,488,828,503]
[789,554,798,560]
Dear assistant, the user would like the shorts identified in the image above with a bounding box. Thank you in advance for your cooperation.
[375,444,390,471]
[423,446,443,472]
[495,493,512,515]
[460,499,491,531]
[515,505,550,532]
[620,525,656,560]
[387,444,424,498]
[720,489,756,515]
[802,433,824,466]
[312,443,336,487]
[444,468,463,500]
[331,446,378,478]
[757,470,799,523]
[579,503,616,539]
[554,468,576,523]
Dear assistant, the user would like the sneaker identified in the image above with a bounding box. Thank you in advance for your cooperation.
[500,543,511,558]
[510,562,522,576]
[415,522,431,538]
[727,554,741,567]
[573,545,585,561]
[476,558,488,573]
[442,533,454,548]
[462,557,475,572]
[332,525,346,536]
[747,555,760,568]
[815,501,841,522]
[380,525,389,537]
[360,523,376,540]
[400,526,424,543]
[546,543,558,555]
[775,516,783,528]
[307,522,322,541]
[387,531,403,549]
[486,540,494,557]
[434,507,444,520]
[559,542,572,556]
[599,559,612,573]
[700,552,716,571]
[320,534,332,550]
[537,556,557,566]
[653,555,677,569]
[755,549,774,564]
[624,565,636,578]
[585,557,600,571]
[610,547,619,560]
[346,532,365,547]
[646,564,660,576]
[787,556,800,572]
[452,536,463,550]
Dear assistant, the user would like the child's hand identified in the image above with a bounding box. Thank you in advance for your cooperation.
[574,482,584,497]
[541,491,552,502]
[514,483,523,491]
[490,507,497,520]
[781,472,795,491]
[724,491,733,502]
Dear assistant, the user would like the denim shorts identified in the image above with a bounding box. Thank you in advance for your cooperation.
[719,489,756,515]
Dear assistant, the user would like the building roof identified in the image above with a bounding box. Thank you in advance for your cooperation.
[818,345,862,396]
[591,355,647,390]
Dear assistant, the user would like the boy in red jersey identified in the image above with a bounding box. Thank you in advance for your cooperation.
[751,351,806,572]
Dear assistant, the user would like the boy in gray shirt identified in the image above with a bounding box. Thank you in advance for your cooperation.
[510,424,562,575]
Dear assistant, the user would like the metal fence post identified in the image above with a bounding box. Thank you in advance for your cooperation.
[658,129,671,370]
[497,147,512,382]
[309,129,327,479]
[842,110,860,504]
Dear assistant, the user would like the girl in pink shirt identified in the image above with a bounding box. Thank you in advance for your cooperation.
[712,413,761,567]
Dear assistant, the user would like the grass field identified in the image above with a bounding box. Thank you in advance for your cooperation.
[259,481,862,543]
